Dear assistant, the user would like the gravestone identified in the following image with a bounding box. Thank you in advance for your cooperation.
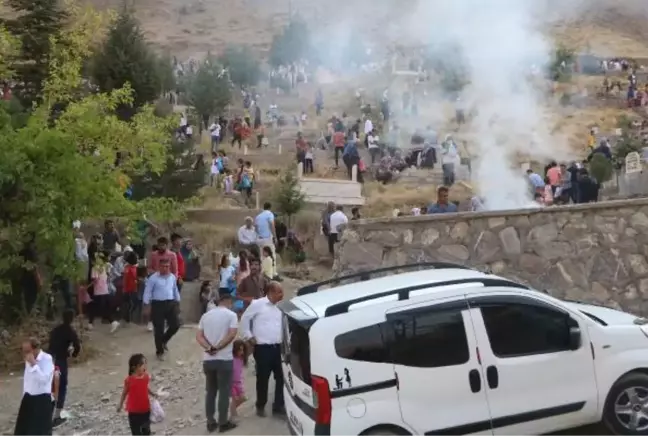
[300,178,365,205]
[625,152,642,174]
[621,152,645,197]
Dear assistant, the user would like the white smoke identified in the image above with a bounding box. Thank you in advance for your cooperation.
[298,0,644,209]
[399,0,648,210]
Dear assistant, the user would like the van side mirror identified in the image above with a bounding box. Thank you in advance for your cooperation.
[569,326,582,350]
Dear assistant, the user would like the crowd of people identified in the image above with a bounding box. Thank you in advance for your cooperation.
[13,201,295,435]
[526,159,601,206]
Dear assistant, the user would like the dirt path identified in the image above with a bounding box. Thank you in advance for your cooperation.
[0,324,288,435]
[0,279,312,436]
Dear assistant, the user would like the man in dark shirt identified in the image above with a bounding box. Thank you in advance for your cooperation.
[237,259,268,309]
[48,309,81,427]
[102,219,120,252]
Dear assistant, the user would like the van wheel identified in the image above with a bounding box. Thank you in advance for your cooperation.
[363,427,406,436]
[604,372,648,435]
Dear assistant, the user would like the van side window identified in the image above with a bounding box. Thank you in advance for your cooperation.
[480,303,572,357]
[334,324,389,363]
[390,309,469,368]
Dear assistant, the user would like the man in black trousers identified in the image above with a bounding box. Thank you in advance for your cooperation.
[142,258,181,360]
[240,282,285,417]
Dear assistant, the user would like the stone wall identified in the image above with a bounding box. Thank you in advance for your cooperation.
[335,199,648,315]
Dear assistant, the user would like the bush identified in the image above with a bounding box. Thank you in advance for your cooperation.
[219,45,261,88]
[589,153,614,184]
[153,98,174,118]
[272,164,306,226]
[130,136,205,201]
[550,46,575,82]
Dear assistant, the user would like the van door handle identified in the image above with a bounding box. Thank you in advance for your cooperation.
[468,369,481,393]
[486,365,499,389]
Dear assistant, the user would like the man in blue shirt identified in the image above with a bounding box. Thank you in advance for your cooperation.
[427,186,459,214]
[255,202,276,258]
[526,169,545,189]
[342,138,360,181]
[143,258,181,360]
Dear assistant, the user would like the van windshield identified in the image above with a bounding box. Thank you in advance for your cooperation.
[282,315,312,385]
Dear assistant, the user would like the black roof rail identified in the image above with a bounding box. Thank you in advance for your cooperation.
[324,278,529,317]
[297,262,474,296]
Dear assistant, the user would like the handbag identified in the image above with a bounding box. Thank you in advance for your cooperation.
[150,399,165,423]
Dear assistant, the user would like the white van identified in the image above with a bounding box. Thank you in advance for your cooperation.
[280,262,648,435]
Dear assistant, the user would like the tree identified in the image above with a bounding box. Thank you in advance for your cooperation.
[613,133,643,170]
[4,0,67,106]
[0,89,178,321]
[0,26,20,81]
[184,55,231,127]
[550,46,575,82]
[130,136,205,202]
[219,45,261,88]
[91,5,161,120]
[269,17,310,67]
[157,52,176,95]
[0,3,180,321]
[272,164,305,227]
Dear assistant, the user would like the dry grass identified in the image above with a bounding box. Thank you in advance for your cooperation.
[199,189,247,209]
[0,316,98,371]
[361,181,472,218]
[552,23,648,58]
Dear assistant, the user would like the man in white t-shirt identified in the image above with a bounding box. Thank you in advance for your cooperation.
[196,294,238,432]
[328,205,348,256]
[367,129,380,164]
[364,118,373,135]
[179,113,187,135]
[209,122,221,151]
[185,124,193,140]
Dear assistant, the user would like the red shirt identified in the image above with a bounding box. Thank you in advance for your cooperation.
[174,251,185,280]
[296,138,307,152]
[125,374,150,413]
[148,249,178,275]
[123,265,138,293]
[333,132,345,148]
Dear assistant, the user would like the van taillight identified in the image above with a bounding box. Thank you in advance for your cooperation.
[311,375,332,425]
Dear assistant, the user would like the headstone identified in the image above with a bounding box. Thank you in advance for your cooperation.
[255,191,260,209]
[297,162,304,179]
[625,152,642,174]
[520,162,531,172]
[351,165,358,182]
[592,126,599,134]
[278,144,282,154]
[243,144,248,155]
[615,128,623,136]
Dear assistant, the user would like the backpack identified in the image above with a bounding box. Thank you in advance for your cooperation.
[241,172,252,189]
[216,157,224,172]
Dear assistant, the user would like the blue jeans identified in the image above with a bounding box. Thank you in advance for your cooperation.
[55,359,68,409]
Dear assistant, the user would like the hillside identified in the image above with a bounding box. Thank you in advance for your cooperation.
[82,0,648,60]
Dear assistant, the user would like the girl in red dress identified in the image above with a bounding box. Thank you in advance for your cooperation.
[117,354,157,435]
